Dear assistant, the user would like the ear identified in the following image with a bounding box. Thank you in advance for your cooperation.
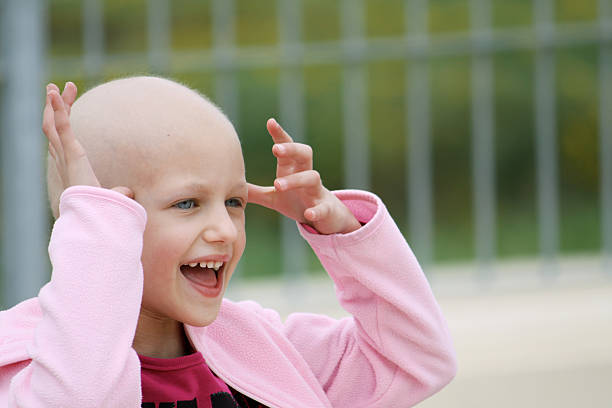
[110,186,135,199]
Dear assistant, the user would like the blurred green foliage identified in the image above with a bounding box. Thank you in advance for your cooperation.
[46,0,604,277]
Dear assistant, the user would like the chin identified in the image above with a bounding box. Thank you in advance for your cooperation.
[182,305,222,327]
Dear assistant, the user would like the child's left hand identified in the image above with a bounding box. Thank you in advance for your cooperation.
[248,119,362,235]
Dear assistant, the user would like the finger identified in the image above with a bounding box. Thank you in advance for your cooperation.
[247,183,276,208]
[46,83,72,112]
[272,143,313,170]
[61,82,78,115]
[274,170,322,194]
[46,83,67,115]
[266,118,293,144]
[49,90,79,158]
[304,201,330,223]
[48,142,57,160]
[42,93,65,161]
[46,83,60,94]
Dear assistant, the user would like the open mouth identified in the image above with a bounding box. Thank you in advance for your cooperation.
[180,261,225,289]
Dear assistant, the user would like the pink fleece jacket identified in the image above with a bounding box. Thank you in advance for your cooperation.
[0,186,456,408]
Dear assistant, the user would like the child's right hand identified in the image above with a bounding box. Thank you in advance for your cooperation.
[43,83,133,198]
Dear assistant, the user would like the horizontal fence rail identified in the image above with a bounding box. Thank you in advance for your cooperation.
[24,22,610,77]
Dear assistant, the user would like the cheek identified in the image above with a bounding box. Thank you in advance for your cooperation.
[140,223,187,302]
[141,220,182,272]
[232,216,247,258]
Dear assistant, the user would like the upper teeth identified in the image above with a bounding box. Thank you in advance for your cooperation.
[187,261,223,271]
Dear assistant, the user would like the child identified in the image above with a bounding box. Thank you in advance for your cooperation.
[0,76,456,408]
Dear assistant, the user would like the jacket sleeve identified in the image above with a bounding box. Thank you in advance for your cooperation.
[6,186,146,407]
[283,190,457,408]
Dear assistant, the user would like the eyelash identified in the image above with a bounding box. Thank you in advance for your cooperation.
[225,198,244,208]
[174,199,196,210]
[173,198,244,210]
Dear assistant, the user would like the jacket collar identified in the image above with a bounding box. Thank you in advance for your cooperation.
[186,299,331,408]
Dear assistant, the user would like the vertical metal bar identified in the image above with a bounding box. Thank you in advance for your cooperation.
[406,0,434,267]
[211,0,243,280]
[83,0,104,84]
[600,0,612,273]
[470,0,496,276]
[534,0,559,275]
[278,0,304,144]
[147,0,170,74]
[1,0,47,308]
[278,0,308,282]
[212,0,239,128]
[341,0,370,190]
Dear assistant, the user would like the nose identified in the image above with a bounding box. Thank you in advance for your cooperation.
[201,203,238,244]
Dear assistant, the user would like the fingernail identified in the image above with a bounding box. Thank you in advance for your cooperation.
[275,179,285,190]
[63,82,68,92]
[274,144,284,154]
[46,84,52,91]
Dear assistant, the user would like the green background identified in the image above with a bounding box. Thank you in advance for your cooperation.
[45,0,604,278]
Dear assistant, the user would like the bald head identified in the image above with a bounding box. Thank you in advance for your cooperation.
[47,76,239,218]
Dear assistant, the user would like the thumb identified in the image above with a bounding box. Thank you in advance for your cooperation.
[111,186,135,199]
[247,183,275,208]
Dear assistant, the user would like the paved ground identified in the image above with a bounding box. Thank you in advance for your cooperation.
[420,280,612,407]
[227,255,612,408]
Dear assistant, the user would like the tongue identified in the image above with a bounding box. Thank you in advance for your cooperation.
[182,266,217,287]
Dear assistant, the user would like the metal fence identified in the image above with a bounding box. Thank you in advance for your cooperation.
[1,0,611,308]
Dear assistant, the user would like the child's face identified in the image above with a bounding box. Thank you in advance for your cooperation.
[133,109,247,328]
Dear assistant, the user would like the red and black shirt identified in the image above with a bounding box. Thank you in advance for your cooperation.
[139,352,269,408]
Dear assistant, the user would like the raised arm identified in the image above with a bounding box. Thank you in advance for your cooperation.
[247,120,456,407]
[286,191,457,407]
[2,84,145,407]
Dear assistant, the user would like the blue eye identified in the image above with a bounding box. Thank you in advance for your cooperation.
[225,198,243,208]
[175,199,196,210]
